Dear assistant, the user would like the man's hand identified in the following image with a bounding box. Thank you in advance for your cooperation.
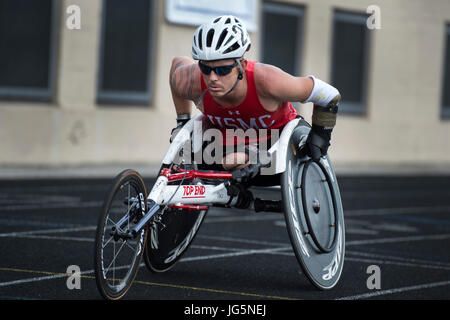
[306,95,340,161]
[170,115,191,143]
[306,125,332,161]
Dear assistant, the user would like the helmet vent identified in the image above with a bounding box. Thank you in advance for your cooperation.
[216,29,228,50]
[225,18,231,24]
[206,29,215,47]
[223,42,240,54]
[223,35,234,47]
[198,29,203,50]
[232,25,241,34]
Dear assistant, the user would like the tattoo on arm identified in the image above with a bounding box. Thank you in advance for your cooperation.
[170,61,183,90]
[171,64,199,101]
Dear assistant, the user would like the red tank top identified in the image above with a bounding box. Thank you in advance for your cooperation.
[200,61,298,146]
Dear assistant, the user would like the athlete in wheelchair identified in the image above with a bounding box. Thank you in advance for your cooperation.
[94,15,345,300]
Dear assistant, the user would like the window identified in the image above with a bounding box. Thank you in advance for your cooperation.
[98,0,156,105]
[0,0,58,101]
[261,2,304,76]
[441,24,450,118]
[331,11,371,114]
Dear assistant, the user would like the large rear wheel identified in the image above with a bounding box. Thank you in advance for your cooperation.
[281,123,345,290]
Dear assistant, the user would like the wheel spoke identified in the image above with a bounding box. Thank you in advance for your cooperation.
[104,239,127,278]
[124,240,137,252]
[112,239,116,286]
[127,184,131,231]
[102,235,114,249]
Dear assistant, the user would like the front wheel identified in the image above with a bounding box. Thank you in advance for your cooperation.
[94,169,148,300]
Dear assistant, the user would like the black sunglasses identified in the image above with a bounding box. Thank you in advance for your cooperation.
[198,61,238,76]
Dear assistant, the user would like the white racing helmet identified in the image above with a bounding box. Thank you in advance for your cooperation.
[192,15,251,61]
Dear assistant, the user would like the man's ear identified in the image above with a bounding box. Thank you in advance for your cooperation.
[237,59,247,80]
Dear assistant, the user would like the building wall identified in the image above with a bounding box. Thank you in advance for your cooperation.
[0,0,449,169]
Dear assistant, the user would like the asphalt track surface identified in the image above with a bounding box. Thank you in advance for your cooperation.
[1,174,450,302]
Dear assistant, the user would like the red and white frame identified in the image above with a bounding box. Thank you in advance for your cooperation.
[149,114,304,211]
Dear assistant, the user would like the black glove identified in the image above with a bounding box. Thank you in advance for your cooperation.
[170,115,190,143]
[306,125,332,161]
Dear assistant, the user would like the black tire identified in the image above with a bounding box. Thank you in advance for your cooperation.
[281,122,345,290]
[94,169,148,300]
[143,162,208,273]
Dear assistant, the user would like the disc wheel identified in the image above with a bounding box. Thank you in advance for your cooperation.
[281,125,345,290]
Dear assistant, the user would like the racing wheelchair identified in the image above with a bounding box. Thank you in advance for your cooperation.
[93,114,345,300]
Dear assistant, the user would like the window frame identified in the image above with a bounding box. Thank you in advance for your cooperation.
[441,24,450,119]
[96,0,158,106]
[330,10,371,116]
[0,0,60,103]
[260,1,304,77]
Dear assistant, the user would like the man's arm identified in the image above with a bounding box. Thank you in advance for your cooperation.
[169,56,203,116]
[255,63,341,160]
[254,63,315,104]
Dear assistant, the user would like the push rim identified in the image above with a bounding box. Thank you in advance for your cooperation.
[300,160,339,253]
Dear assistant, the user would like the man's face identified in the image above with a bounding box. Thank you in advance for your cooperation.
[199,59,239,97]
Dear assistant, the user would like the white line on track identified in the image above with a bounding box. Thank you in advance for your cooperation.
[180,246,292,262]
[3,244,448,299]
[0,226,96,238]
[336,280,450,300]
[344,257,450,271]
[0,185,106,193]
[190,245,247,252]
[0,269,95,288]
[343,206,450,217]
[0,246,291,288]
[1,200,450,233]
[346,250,450,269]
[0,201,102,211]
[2,228,450,300]
[265,251,450,271]
[3,234,94,242]
[197,234,288,247]
[346,233,450,246]
[3,224,450,250]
